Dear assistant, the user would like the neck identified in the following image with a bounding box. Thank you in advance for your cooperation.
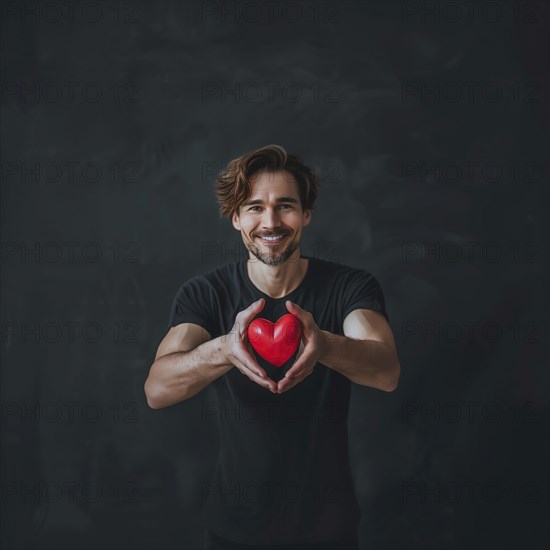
[247,249,308,299]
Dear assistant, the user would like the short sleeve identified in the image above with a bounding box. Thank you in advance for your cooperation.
[341,269,390,324]
[167,276,219,337]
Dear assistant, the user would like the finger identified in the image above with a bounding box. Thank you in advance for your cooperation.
[277,380,296,393]
[284,344,312,377]
[295,340,305,359]
[284,349,315,379]
[278,375,303,393]
[279,366,314,392]
[285,301,313,329]
[285,300,302,315]
[237,298,265,337]
[285,300,307,316]
[278,378,299,393]
[234,358,277,392]
[256,373,277,393]
[243,298,266,322]
[249,297,265,314]
[253,372,278,393]
[238,345,268,379]
[244,341,265,375]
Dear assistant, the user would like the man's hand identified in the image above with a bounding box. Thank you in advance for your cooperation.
[276,301,325,394]
[223,298,278,393]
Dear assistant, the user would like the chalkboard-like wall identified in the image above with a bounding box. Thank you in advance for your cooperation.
[1,2,548,549]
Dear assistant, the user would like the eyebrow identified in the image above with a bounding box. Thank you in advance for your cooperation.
[242,197,299,207]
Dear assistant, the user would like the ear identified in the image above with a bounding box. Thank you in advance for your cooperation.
[231,211,241,231]
[302,209,312,227]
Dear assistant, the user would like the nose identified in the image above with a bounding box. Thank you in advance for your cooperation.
[261,207,282,230]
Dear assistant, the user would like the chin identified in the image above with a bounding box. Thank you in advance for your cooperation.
[247,241,299,266]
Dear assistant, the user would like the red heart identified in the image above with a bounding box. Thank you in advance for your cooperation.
[247,314,302,367]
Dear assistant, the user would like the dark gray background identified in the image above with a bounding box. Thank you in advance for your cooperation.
[1,1,548,549]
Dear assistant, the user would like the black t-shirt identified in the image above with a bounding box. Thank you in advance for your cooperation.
[167,254,389,546]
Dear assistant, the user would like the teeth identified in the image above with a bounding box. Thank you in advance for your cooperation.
[260,235,285,241]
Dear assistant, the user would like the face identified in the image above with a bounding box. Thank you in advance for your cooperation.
[232,169,311,266]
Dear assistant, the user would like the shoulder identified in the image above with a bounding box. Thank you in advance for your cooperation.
[177,260,240,292]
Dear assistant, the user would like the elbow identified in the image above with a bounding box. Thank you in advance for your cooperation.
[382,362,401,392]
[146,395,162,410]
[144,376,190,409]
[144,378,165,409]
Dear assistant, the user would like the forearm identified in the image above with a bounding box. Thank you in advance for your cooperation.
[145,336,233,409]
[319,330,400,391]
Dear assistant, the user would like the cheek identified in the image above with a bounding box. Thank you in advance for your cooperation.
[238,220,253,233]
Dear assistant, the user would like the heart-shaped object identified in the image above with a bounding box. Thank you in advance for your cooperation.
[247,314,302,367]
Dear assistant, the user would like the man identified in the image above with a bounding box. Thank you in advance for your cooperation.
[144,144,400,550]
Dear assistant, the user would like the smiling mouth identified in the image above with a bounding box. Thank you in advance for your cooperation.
[256,234,288,244]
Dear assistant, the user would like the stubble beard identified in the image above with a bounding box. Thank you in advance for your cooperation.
[246,234,300,266]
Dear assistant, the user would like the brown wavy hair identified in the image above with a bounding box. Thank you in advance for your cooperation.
[214,144,320,220]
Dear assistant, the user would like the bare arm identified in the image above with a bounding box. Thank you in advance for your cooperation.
[144,325,233,409]
[320,309,400,392]
[144,298,277,409]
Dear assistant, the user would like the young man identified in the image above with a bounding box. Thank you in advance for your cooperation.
[144,145,400,550]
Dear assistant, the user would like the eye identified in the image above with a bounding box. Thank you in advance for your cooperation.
[247,204,292,212]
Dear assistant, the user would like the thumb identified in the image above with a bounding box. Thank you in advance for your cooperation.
[246,298,265,328]
[248,297,265,321]
[239,299,265,336]
[286,300,303,315]
[247,298,265,315]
